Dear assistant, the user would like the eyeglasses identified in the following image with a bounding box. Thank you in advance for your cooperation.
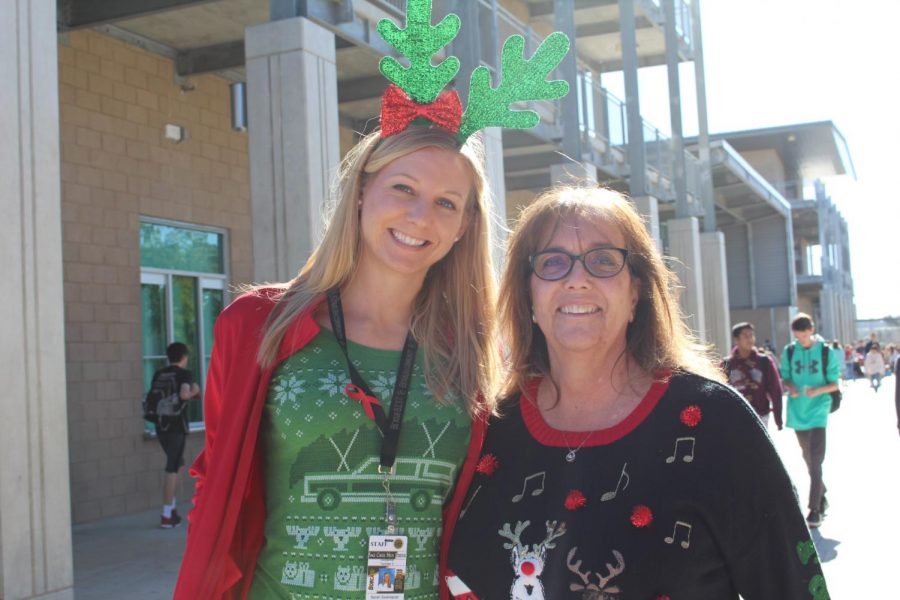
[529,247,629,281]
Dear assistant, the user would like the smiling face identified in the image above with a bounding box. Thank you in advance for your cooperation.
[357,146,473,285]
[529,216,639,364]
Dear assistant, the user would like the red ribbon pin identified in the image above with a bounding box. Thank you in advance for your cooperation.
[345,383,382,421]
[380,84,463,137]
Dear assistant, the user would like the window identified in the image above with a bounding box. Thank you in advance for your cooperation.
[140,219,227,431]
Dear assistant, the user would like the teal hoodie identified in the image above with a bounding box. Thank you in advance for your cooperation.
[779,336,840,430]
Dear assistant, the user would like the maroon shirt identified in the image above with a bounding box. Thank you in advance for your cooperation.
[724,348,784,429]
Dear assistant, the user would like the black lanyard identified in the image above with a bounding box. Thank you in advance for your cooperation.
[327,288,418,471]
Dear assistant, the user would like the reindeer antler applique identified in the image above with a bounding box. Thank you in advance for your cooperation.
[566,547,625,598]
[376,0,570,142]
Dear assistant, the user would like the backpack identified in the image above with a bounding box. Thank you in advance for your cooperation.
[787,342,842,413]
[143,370,185,424]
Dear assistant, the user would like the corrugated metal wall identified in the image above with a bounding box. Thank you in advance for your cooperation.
[752,215,791,306]
[723,224,751,308]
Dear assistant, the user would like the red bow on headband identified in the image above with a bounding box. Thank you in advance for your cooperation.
[380,84,463,138]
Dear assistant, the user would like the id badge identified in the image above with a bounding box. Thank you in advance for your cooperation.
[365,535,408,600]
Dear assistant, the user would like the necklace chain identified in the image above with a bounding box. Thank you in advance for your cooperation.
[536,376,631,464]
[563,430,594,463]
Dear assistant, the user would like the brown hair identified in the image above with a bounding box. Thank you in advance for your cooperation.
[499,186,723,399]
[790,312,814,332]
[254,126,501,416]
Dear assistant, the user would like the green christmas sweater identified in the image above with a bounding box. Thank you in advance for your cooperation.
[248,331,472,600]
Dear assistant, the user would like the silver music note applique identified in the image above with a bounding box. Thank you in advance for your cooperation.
[511,471,546,503]
[664,520,692,549]
[600,462,630,502]
[665,437,696,463]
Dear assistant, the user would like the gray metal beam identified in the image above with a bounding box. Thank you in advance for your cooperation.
[576,16,651,38]
[270,0,352,23]
[529,0,614,18]
[338,75,388,103]
[691,0,716,232]
[619,0,647,197]
[175,41,244,76]
[596,53,667,73]
[506,172,551,192]
[449,0,481,103]
[664,0,688,217]
[58,0,217,30]
[504,152,566,172]
[333,17,394,55]
[555,0,582,160]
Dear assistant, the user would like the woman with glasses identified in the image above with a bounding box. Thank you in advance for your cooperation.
[443,186,827,600]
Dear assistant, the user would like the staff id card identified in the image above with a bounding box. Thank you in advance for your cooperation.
[366,535,408,600]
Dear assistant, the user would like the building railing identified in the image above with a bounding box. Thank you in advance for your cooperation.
[684,149,703,208]
[639,0,694,53]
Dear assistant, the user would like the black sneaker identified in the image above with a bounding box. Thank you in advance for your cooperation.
[819,495,829,516]
[160,510,182,529]
[806,510,823,528]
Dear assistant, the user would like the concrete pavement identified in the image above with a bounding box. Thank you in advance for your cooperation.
[768,375,899,598]
[73,508,186,599]
[72,375,898,598]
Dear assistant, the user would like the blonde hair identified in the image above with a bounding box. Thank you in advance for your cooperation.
[256,127,500,416]
[499,185,723,399]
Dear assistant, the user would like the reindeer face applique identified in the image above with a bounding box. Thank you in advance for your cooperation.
[566,546,625,600]
[498,520,567,600]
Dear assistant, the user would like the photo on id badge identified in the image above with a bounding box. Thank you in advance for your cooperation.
[367,535,407,599]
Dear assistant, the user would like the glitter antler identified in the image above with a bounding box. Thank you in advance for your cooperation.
[375,0,570,141]
[377,0,460,104]
[458,32,570,142]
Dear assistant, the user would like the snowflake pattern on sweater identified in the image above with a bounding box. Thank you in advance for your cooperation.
[248,331,471,600]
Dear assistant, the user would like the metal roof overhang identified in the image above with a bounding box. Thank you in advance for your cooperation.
[712,120,856,181]
[699,140,792,229]
[58,0,695,192]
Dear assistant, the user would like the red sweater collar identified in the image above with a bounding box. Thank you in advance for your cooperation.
[519,371,671,447]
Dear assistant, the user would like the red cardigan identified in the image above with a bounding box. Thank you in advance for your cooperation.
[173,290,486,599]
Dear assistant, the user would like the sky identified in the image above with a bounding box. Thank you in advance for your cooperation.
[606,0,899,319]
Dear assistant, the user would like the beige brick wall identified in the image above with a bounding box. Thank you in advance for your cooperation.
[59,30,252,523]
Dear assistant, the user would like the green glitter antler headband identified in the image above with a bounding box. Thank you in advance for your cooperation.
[376,0,571,143]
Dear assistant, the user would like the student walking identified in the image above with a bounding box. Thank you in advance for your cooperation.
[723,322,784,429]
[146,342,200,528]
[864,342,886,392]
[780,313,841,528]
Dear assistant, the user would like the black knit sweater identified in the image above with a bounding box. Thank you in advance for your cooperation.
[446,371,829,600]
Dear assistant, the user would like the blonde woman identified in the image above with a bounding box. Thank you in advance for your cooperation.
[174,126,500,599]
[445,186,828,599]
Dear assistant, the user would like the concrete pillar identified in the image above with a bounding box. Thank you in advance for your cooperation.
[700,231,731,357]
[482,127,508,272]
[632,195,662,253]
[667,217,706,342]
[1,1,74,598]
[690,0,716,232]
[245,17,341,282]
[618,0,647,197]
[550,162,598,186]
[663,0,688,217]
[554,0,582,161]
